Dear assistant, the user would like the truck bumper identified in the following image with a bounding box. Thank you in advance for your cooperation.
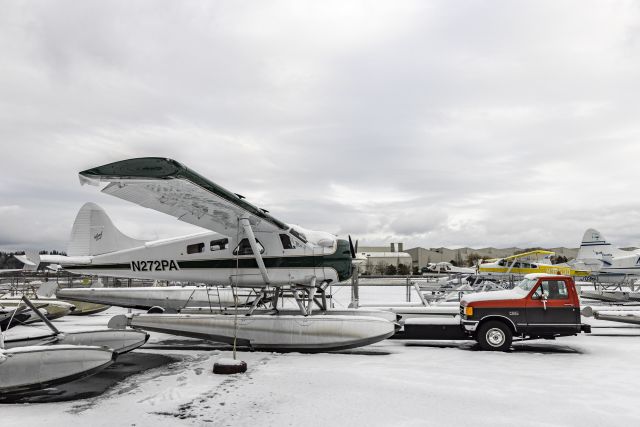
[581,323,592,333]
[462,320,479,332]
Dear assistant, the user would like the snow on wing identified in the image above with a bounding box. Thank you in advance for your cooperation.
[78,157,289,235]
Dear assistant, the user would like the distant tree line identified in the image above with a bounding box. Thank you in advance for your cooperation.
[0,252,23,269]
[39,250,66,256]
[363,262,412,276]
[465,253,484,267]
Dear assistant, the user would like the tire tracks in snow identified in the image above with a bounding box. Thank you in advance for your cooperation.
[153,353,277,424]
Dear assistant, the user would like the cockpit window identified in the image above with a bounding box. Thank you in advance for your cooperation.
[289,228,307,243]
[233,238,265,256]
[210,238,229,251]
[279,234,294,250]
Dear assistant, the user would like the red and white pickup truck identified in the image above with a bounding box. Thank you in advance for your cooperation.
[460,273,591,351]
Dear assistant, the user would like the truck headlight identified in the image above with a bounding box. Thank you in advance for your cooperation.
[464,306,473,317]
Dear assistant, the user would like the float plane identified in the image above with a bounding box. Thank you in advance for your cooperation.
[571,228,640,302]
[478,250,587,277]
[573,228,640,280]
[56,157,395,351]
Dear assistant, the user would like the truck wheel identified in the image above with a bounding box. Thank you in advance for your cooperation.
[477,321,512,351]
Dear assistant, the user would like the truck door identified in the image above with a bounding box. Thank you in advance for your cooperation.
[525,279,580,335]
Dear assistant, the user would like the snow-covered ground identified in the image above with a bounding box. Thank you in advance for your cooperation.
[3,287,640,426]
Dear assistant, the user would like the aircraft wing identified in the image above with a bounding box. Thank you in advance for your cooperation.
[503,250,555,261]
[78,157,289,236]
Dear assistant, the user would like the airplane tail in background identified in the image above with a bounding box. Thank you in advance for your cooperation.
[67,202,146,256]
[24,250,41,271]
[577,228,620,261]
[36,280,58,298]
[12,250,40,271]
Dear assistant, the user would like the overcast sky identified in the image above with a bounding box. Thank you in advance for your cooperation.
[1,0,640,252]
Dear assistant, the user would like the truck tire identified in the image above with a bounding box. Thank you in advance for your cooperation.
[477,321,512,351]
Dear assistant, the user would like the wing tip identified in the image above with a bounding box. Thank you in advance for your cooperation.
[79,157,183,182]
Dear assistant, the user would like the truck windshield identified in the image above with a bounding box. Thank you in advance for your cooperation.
[517,278,538,292]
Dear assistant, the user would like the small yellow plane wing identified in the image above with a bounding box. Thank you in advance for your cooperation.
[502,250,555,261]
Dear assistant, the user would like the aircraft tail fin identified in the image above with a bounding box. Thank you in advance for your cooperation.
[13,250,40,271]
[36,280,59,298]
[67,202,146,256]
[577,228,614,261]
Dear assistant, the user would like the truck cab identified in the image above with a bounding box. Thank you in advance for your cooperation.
[460,273,591,351]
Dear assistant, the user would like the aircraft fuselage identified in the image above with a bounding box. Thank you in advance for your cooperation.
[64,231,353,287]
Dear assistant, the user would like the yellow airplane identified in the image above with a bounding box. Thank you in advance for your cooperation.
[478,250,589,277]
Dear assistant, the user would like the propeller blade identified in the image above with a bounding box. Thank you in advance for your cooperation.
[354,240,358,254]
[348,235,356,259]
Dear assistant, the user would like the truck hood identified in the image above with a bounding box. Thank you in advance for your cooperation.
[461,288,526,305]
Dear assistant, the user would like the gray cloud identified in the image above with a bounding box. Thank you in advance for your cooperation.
[2,1,640,252]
